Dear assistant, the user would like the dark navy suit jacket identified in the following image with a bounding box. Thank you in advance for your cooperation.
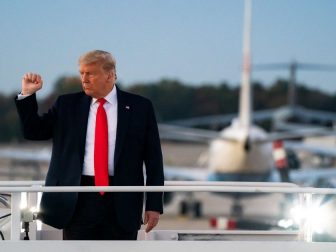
[15,87,164,231]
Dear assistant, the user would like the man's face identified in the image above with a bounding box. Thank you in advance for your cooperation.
[79,62,115,98]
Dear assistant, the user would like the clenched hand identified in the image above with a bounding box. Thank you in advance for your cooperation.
[21,72,43,95]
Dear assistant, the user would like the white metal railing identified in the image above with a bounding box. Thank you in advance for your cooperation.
[1,185,336,193]
[0,180,298,187]
[0,181,336,242]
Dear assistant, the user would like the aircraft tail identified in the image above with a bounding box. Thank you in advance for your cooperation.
[238,0,252,131]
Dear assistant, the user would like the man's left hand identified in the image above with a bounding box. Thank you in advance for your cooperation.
[144,211,160,233]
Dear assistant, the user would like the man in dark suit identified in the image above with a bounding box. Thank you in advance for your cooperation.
[15,50,164,240]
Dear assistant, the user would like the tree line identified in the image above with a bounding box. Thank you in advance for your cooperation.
[1,76,335,142]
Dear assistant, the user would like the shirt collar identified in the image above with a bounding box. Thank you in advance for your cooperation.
[92,85,117,105]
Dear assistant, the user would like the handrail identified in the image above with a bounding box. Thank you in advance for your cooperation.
[166,181,299,187]
[0,180,298,187]
[0,185,335,194]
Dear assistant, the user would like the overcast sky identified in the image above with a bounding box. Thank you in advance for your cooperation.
[0,0,335,97]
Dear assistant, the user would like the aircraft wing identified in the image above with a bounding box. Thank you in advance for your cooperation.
[164,105,336,129]
[273,121,333,131]
[165,163,336,190]
[159,122,336,147]
[291,107,336,124]
[158,124,239,143]
[166,108,279,128]
[256,127,336,143]
[289,168,336,187]
[284,141,336,157]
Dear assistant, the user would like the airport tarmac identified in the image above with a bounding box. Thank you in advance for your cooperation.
[148,192,286,231]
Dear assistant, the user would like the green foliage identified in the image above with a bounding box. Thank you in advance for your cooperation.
[53,76,82,95]
[266,79,288,107]
[129,79,195,121]
[297,84,334,111]
[0,93,23,142]
[128,80,238,121]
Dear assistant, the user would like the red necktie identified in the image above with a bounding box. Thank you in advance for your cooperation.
[94,98,109,195]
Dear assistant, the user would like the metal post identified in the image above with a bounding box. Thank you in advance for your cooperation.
[11,192,21,241]
[27,186,40,240]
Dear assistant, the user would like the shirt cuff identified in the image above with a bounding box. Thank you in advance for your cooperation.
[17,93,32,100]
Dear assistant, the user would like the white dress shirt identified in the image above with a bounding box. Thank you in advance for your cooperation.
[82,87,118,176]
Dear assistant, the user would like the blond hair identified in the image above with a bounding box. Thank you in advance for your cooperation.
[78,50,116,73]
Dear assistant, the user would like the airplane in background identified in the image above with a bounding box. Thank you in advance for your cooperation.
[254,60,336,127]
[159,0,336,217]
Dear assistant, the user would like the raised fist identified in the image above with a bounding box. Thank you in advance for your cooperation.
[21,73,43,95]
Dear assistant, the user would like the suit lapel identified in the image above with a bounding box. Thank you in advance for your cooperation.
[76,93,92,164]
[114,86,131,169]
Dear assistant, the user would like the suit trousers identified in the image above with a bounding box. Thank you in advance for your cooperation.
[63,175,138,240]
